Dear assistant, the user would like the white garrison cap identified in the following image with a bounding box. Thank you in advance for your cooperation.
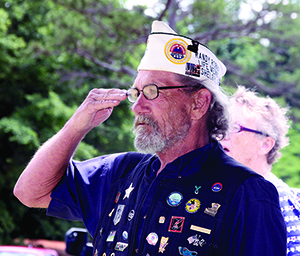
[138,21,227,89]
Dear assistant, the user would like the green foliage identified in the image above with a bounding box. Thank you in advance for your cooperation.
[273,123,300,188]
[1,0,300,245]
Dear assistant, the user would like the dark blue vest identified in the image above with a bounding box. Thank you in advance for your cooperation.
[91,143,284,255]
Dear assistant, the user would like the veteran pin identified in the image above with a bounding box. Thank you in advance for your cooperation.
[204,203,221,217]
[178,246,198,256]
[185,198,201,213]
[167,192,183,207]
[212,182,222,192]
[168,216,185,233]
[146,232,159,246]
[113,205,125,225]
[159,236,169,253]
[115,242,128,251]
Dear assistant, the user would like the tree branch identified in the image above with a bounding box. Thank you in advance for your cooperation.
[75,48,137,77]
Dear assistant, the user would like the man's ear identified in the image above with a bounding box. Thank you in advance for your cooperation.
[191,88,211,120]
[259,136,275,155]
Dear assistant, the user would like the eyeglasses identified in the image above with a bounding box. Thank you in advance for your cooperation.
[126,84,192,103]
[229,123,269,137]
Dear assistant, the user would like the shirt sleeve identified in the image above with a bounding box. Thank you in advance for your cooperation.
[279,187,300,256]
[47,153,126,236]
[226,177,287,256]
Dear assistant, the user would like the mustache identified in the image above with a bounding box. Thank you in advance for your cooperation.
[134,115,157,129]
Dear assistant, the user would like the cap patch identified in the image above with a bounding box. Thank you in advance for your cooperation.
[165,38,191,65]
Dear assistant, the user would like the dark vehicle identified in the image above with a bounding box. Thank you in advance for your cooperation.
[65,228,92,256]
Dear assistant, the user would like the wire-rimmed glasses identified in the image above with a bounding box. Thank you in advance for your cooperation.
[126,84,192,103]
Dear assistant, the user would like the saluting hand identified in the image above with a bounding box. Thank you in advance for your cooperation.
[67,88,128,135]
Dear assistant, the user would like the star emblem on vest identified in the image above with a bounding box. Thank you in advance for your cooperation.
[123,183,134,200]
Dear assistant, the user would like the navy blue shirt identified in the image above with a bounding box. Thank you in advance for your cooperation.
[48,141,286,255]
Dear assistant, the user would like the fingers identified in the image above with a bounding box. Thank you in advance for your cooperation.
[87,88,128,109]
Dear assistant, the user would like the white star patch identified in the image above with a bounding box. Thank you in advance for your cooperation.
[123,183,134,200]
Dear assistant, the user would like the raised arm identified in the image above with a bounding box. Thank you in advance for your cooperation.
[14,88,127,208]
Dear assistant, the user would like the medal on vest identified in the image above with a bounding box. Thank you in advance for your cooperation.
[122,231,128,240]
[194,185,201,194]
[185,198,201,213]
[187,234,206,247]
[204,203,221,217]
[128,209,135,221]
[159,216,165,224]
[113,205,125,225]
[166,192,183,207]
[212,182,222,192]
[168,216,185,233]
[115,242,128,251]
[146,232,159,246]
[158,236,169,253]
[123,183,134,199]
[178,246,198,255]
[106,230,116,242]
[115,192,121,203]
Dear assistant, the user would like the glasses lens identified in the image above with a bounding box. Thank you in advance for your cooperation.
[229,123,241,134]
[127,88,139,103]
[143,84,158,100]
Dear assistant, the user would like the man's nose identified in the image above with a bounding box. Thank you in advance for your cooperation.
[131,93,151,115]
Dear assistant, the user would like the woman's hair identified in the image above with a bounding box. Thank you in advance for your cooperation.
[232,86,290,164]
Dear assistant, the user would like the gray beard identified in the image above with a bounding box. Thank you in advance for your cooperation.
[133,114,191,154]
[133,115,166,154]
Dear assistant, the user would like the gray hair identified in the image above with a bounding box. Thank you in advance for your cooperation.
[232,86,290,164]
[175,74,230,141]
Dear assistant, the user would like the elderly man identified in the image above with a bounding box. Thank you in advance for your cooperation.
[221,85,300,256]
[14,21,286,255]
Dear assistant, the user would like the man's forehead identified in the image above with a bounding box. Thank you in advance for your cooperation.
[134,70,177,87]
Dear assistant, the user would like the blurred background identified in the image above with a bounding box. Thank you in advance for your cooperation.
[1,0,300,247]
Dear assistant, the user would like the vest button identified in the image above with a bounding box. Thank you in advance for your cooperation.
[144,215,147,219]
[135,248,138,253]
[178,175,182,179]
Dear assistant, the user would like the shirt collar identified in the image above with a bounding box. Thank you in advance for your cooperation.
[149,140,220,178]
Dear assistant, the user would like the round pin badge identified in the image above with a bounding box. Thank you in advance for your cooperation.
[128,210,135,221]
[212,182,223,192]
[146,232,159,246]
[185,198,201,213]
[122,231,128,240]
[167,192,183,207]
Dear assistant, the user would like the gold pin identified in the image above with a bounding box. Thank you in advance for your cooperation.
[190,225,211,234]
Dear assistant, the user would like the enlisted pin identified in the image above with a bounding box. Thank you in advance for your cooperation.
[212,182,222,192]
[168,216,185,233]
[204,203,221,217]
[185,198,201,213]
[167,192,183,207]
[146,232,159,246]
